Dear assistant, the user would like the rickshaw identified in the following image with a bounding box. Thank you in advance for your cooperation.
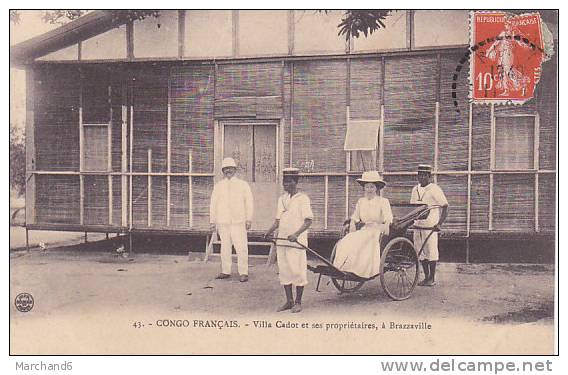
[273,203,441,301]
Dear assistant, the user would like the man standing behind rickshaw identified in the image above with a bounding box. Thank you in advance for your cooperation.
[410,164,449,287]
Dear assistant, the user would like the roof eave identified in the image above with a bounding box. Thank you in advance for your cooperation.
[10,10,127,67]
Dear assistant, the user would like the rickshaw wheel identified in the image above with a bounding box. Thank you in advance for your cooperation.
[379,237,419,301]
[329,243,365,292]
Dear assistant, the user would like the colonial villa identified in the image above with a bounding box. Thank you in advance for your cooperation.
[10,10,557,262]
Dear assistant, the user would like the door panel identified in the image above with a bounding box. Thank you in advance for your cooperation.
[223,124,278,230]
[223,125,253,181]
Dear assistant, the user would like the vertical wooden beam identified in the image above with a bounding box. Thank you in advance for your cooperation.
[108,85,113,225]
[80,176,84,225]
[129,102,134,229]
[406,10,414,50]
[466,102,473,237]
[214,120,220,179]
[279,118,285,188]
[289,61,294,167]
[534,113,540,232]
[178,10,185,58]
[324,175,329,229]
[345,175,349,219]
[434,53,441,182]
[280,60,285,174]
[232,10,239,57]
[346,58,351,105]
[189,150,193,228]
[25,68,36,225]
[380,57,385,174]
[436,53,441,102]
[167,70,172,226]
[108,175,113,225]
[379,105,385,173]
[121,83,128,227]
[79,72,84,225]
[126,21,134,60]
[147,149,152,227]
[489,104,495,231]
[288,10,294,55]
[78,41,82,60]
[345,106,350,172]
[108,85,113,171]
[434,101,439,184]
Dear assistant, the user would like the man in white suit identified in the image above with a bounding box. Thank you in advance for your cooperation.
[210,157,254,282]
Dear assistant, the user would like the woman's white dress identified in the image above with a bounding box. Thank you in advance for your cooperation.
[332,196,393,278]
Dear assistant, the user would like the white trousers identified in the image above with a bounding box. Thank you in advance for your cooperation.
[276,245,308,286]
[217,223,249,275]
[413,230,439,261]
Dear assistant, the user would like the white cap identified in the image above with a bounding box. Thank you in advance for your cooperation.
[221,157,237,169]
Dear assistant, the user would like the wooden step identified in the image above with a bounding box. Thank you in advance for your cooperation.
[201,231,276,266]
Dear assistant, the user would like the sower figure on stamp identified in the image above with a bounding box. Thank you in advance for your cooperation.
[410,164,449,287]
[209,157,254,282]
[264,168,313,313]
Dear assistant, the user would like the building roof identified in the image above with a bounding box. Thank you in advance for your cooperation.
[10,11,126,67]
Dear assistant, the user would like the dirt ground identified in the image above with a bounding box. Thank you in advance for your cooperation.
[10,242,555,355]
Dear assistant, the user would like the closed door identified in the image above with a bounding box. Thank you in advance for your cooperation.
[223,124,278,230]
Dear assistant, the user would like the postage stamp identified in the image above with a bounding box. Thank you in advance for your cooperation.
[469,11,549,104]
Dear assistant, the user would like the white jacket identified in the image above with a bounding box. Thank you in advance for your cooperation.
[209,177,254,225]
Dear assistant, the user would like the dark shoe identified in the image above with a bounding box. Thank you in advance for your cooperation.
[216,273,230,280]
[277,302,294,312]
[423,279,436,287]
[239,275,249,282]
[291,303,302,313]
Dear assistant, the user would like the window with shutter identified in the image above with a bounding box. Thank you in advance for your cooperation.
[344,119,380,172]
[82,83,110,172]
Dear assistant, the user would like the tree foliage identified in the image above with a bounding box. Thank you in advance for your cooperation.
[337,10,392,40]
[10,126,26,197]
[10,10,161,25]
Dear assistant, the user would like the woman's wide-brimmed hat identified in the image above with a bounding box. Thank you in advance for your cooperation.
[357,171,386,187]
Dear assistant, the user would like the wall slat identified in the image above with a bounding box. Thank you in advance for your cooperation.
[493,174,535,231]
[292,60,347,172]
[298,176,325,230]
[84,175,109,225]
[132,67,168,173]
[539,173,556,233]
[171,65,215,173]
[36,175,80,224]
[470,174,490,231]
[34,65,80,171]
[383,55,437,171]
[439,54,469,171]
[350,58,382,121]
[437,175,467,231]
[170,176,189,228]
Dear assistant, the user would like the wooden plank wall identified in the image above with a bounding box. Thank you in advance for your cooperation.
[30,50,557,236]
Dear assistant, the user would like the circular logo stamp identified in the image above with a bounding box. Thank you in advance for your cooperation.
[15,293,34,313]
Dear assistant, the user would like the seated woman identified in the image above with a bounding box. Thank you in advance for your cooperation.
[332,171,393,279]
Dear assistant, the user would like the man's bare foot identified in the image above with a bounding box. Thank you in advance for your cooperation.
[277,302,294,312]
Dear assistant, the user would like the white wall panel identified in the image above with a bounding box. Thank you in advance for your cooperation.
[238,10,288,56]
[185,10,232,58]
[413,10,469,48]
[133,11,178,58]
[293,10,345,54]
[37,44,78,61]
[82,25,127,60]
